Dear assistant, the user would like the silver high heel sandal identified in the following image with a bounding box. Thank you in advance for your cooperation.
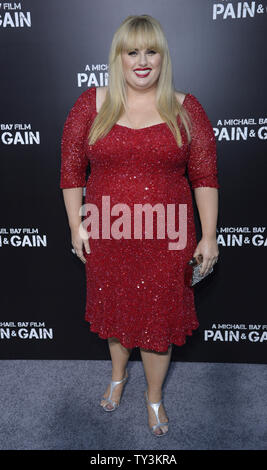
[101,369,128,412]
[145,390,169,436]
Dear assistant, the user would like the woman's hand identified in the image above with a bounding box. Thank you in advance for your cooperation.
[193,236,219,276]
[70,223,91,264]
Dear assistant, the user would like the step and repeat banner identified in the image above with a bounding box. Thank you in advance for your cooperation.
[1,0,266,362]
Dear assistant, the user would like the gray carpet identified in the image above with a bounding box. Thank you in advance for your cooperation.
[0,360,266,450]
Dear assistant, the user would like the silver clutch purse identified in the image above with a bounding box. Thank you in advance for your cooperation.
[188,254,214,286]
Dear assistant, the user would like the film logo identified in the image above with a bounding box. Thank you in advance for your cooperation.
[204,323,267,343]
[0,322,53,340]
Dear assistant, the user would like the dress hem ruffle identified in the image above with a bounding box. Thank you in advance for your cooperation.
[84,316,199,353]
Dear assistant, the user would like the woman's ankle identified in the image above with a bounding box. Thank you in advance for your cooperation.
[146,388,163,402]
[111,367,127,381]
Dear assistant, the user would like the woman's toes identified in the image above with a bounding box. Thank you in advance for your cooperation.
[100,398,112,409]
[155,428,163,435]
[161,425,168,433]
[154,425,168,435]
[104,403,114,410]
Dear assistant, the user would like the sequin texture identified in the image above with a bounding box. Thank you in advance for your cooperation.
[60,87,220,352]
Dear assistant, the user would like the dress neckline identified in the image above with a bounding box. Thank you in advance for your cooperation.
[93,86,190,131]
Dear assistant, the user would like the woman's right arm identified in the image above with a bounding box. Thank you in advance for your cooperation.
[62,188,90,263]
[60,89,93,263]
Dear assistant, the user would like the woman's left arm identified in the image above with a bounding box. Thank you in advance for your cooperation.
[186,94,220,276]
[193,187,219,276]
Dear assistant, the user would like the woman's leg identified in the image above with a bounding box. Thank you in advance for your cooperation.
[100,337,132,410]
[140,344,172,435]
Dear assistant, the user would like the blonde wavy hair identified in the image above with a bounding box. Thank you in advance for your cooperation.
[88,14,192,147]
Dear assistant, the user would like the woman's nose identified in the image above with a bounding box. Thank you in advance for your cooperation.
[138,53,148,66]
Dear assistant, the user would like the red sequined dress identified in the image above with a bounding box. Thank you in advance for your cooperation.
[60,86,219,352]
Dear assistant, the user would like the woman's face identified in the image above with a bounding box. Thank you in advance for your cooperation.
[121,46,162,90]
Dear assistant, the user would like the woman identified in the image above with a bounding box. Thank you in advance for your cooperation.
[60,14,219,437]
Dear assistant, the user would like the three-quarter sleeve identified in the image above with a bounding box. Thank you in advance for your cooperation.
[186,94,220,189]
[60,89,91,189]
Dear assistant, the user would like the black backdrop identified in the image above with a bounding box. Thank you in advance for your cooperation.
[1,0,266,363]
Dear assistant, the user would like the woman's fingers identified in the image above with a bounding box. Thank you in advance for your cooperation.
[193,238,219,277]
[71,230,87,264]
[78,252,87,264]
[199,256,217,276]
[72,240,90,263]
[70,221,92,263]
[73,244,86,263]
[83,238,91,255]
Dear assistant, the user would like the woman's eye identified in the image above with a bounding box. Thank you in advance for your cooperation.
[128,50,156,56]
